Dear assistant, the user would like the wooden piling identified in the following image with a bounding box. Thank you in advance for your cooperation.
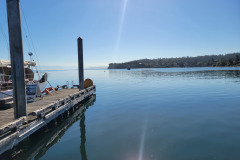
[6,0,27,118]
[78,37,84,90]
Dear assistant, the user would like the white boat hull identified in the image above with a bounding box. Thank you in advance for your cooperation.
[0,73,48,99]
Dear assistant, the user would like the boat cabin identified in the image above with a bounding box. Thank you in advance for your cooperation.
[0,60,36,90]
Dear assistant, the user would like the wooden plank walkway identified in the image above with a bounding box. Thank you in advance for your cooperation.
[0,88,79,127]
[0,85,96,155]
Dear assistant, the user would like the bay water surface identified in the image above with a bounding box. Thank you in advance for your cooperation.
[11,67,240,160]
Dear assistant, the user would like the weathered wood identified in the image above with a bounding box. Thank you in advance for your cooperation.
[55,85,68,91]
[0,87,94,127]
[6,0,27,118]
[29,102,57,117]
[72,85,79,88]
[0,86,96,155]
[9,96,95,160]
[0,116,26,135]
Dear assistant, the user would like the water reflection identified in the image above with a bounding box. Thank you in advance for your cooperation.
[2,95,96,160]
[80,112,87,160]
[108,68,240,81]
[79,95,96,160]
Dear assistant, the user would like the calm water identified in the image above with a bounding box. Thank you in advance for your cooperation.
[9,67,240,160]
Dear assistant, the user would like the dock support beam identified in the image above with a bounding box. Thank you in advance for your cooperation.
[6,0,27,118]
[78,37,84,90]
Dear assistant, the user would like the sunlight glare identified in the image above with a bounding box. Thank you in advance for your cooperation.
[114,0,129,61]
[138,118,148,160]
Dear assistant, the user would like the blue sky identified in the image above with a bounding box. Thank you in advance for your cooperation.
[0,0,239,68]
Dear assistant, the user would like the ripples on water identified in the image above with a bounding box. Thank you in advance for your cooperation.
[4,67,240,160]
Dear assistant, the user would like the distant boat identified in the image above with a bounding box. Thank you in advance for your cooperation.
[127,66,131,70]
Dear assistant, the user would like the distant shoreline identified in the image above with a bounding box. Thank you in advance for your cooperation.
[108,66,240,69]
[108,53,240,69]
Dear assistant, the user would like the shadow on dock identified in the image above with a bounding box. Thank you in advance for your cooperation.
[0,94,96,160]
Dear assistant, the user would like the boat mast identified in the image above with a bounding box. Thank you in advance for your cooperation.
[6,0,27,118]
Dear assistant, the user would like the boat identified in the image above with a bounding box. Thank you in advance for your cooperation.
[127,66,131,70]
[0,59,48,102]
[0,1,48,105]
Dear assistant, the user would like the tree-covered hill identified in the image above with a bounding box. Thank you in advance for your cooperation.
[108,53,240,69]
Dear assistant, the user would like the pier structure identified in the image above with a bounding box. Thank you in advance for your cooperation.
[6,95,95,159]
[0,86,96,155]
[0,0,96,156]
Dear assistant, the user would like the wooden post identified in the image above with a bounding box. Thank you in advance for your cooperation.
[78,37,84,90]
[6,0,27,118]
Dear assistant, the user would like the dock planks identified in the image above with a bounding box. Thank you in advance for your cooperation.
[0,88,79,127]
[0,85,96,155]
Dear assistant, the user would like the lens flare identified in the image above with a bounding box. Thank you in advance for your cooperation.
[138,118,148,160]
[114,0,128,60]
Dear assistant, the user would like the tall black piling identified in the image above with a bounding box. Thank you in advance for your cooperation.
[78,37,84,90]
[6,0,27,118]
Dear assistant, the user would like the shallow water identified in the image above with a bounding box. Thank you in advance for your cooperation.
[9,67,240,160]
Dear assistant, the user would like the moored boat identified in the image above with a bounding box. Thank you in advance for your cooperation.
[0,59,48,102]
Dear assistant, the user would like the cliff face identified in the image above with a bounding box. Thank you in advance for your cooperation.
[108,53,240,69]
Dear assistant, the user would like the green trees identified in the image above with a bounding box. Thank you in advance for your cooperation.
[235,55,240,65]
[227,59,233,66]
[236,55,239,62]
[216,58,226,66]
[108,53,240,69]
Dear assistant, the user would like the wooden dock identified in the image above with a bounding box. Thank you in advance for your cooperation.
[0,85,96,155]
